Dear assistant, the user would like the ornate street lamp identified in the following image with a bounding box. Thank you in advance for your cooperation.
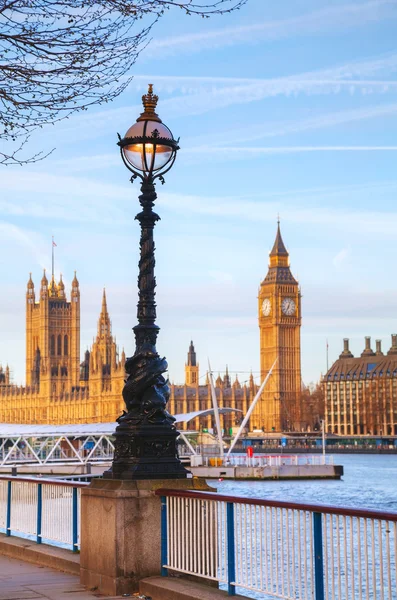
[104,85,188,480]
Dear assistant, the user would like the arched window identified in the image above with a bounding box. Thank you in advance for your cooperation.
[64,335,68,356]
[57,334,62,356]
[50,335,55,356]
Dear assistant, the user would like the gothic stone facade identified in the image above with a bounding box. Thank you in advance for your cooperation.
[0,224,302,432]
[1,272,126,425]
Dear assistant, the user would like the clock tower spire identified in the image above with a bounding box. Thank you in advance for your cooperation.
[255,222,302,432]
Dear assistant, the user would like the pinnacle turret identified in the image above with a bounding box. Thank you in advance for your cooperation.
[233,374,241,389]
[58,274,65,298]
[27,273,34,290]
[186,340,196,367]
[97,288,111,339]
[49,275,58,298]
[101,288,108,317]
[40,269,49,297]
[249,371,255,390]
[71,271,80,301]
[262,221,297,284]
[270,220,289,257]
[223,365,231,388]
[26,273,35,303]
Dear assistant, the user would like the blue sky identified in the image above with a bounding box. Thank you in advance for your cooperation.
[2,0,397,386]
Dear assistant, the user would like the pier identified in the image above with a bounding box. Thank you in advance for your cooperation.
[0,424,344,481]
[190,454,343,480]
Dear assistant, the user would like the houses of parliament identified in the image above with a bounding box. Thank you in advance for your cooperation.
[0,225,302,432]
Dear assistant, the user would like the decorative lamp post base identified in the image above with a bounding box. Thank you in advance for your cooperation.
[103,421,189,480]
[104,345,189,480]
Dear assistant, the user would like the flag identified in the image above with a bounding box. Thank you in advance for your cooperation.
[52,239,57,247]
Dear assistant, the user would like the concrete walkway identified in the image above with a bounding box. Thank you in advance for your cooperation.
[0,555,129,600]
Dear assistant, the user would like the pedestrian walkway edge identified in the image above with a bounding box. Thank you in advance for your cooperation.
[140,576,249,600]
[0,533,80,575]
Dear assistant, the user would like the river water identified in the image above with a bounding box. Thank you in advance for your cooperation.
[212,454,397,599]
[212,454,397,512]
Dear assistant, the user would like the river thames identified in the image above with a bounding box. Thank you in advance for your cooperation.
[212,454,397,599]
[213,454,397,512]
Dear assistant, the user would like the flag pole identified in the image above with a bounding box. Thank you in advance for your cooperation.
[52,236,54,280]
[326,338,329,372]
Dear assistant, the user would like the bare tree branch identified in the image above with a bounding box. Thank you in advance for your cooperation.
[0,0,247,165]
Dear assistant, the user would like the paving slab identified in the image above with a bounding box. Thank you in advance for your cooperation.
[140,576,249,600]
[0,556,130,600]
[0,535,79,576]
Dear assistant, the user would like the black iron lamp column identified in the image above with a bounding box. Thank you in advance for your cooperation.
[104,85,188,480]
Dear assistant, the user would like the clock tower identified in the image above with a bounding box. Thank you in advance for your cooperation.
[255,222,302,432]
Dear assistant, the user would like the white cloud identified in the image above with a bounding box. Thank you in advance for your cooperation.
[158,189,397,238]
[47,51,397,143]
[185,101,397,148]
[333,247,351,269]
[3,168,397,240]
[0,222,48,269]
[185,146,397,159]
[53,153,119,172]
[0,171,129,223]
[146,1,397,56]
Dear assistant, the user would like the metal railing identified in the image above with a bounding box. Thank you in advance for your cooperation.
[0,476,88,551]
[225,454,334,467]
[157,489,397,600]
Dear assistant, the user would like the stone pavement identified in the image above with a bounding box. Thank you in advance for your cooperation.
[0,555,133,600]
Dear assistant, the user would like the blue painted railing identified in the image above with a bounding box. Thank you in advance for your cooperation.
[157,489,397,600]
[0,475,88,551]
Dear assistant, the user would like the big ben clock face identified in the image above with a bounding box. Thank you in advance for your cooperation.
[282,297,296,316]
[262,298,271,316]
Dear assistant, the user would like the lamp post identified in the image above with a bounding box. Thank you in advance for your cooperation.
[104,85,188,480]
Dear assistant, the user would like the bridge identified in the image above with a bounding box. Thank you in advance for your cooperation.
[0,408,239,472]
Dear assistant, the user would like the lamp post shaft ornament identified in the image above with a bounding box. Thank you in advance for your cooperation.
[104,85,188,479]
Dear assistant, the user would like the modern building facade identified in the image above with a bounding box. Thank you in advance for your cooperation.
[324,336,397,435]
[0,224,302,432]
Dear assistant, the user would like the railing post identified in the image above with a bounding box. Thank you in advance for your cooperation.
[226,502,236,596]
[36,483,42,544]
[161,496,168,577]
[6,481,11,536]
[72,487,78,552]
[313,512,325,600]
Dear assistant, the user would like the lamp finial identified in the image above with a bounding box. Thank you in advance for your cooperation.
[142,84,158,114]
